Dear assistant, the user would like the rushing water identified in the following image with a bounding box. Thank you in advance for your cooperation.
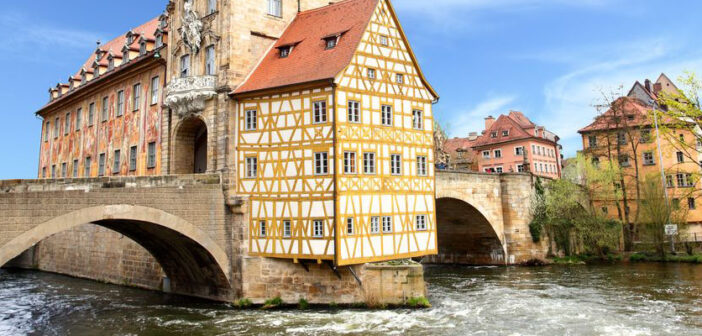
[1,263,702,336]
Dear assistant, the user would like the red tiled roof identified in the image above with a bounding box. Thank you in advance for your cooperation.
[234,0,379,94]
[507,111,535,128]
[472,114,535,147]
[444,137,479,153]
[578,96,651,133]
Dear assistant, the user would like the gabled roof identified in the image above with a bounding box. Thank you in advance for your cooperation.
[234,0,379,95]
[472,113,538,148]
[578,96,651,133]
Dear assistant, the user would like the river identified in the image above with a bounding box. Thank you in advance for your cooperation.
[1,263,701,335]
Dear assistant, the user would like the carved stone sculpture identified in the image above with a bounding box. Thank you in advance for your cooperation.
[434,124,451,168]
[181,0,203,54]
[164,76,217,118]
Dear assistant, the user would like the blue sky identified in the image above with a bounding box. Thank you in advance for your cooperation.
[1,0,701,179]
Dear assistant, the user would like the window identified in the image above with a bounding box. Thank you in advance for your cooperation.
[246,157,258,178]
[344,151,357,174]
[677,173,694,187]
[61,162,67,177]
[689,197,696,210]
[396,73,404,84]
[42,167,46,178]
[132,84,141,111]
[666,175,674,188]
[178,55,190,78]
[268,0,282,17]
[626,114,635,122]
[98,153,106,176]
[88,103,95,126]
[367,68,376,80]
[325,37,338,49]
[494,149,502,158]
[85,157,91,177]
[64,113,70,135]
[381,105,392,126]
[51,165,56,178]
[314,152,329,175]
[416,215,427,231]
[363,152,376,174]
[147,142,156,168]
[496,167,503,173]
[116,90,124,117]
[259,221,267,237]
[379,35,388,46]
[517,164,525,173]
[151,76,160,105]
[382,216,392,233]
[129,146,138,171]
[313,101,327,123]
[348,101,360,123]
[617,131,627,145]
[679,134,685,142]
[482,151,490,159]
[101,96,109,122]
[676,151,684,163]
[592,157,600,168]
[601,207,608,214]
[515,146,524,156]
[113,149,121,173]
[412,109,423,130]
[346,218,354,235]
[279,46,291,58]
[72,159,78,178]
[245,110,257,130]
[44,122,50,141]
[643,152,655,166]
[108,57,114,71]
[205,45,216,75]
[283,220,291,238]
[619,155,630,167]
[490,132,497,138]
[155,34,163,48]
[417,156,427,176]
[640,129,651,143]
[76,109,82,131]
[391,154,401,175]
[502,130,509,137]
[370,217,380,234]
[139,41,146,56]
[207,0,217,14]
[313,220,324,238]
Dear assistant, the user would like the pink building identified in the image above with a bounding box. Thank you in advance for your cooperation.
[469,111,562,178]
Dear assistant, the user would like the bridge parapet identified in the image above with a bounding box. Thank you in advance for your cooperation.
[0,174,222,193]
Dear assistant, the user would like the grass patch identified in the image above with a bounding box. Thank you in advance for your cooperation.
[630,252,702,264]
[406,296,431,308]
[235,298,253,308]
[298,298,309,310]
[261,296,283,310]
[552,254,622,265]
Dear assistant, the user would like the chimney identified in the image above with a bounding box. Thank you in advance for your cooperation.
[485,116,495,130]
[644,79,652,93]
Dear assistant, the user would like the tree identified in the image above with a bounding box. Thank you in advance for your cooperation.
[638,174,689,258]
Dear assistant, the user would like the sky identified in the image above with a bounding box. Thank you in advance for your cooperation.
[1,0,701,179]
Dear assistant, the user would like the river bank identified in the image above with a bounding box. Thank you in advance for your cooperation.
[551,252,702,265]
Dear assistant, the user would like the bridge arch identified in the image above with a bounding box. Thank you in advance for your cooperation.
[431,196,507,265]
[0,205,231,299]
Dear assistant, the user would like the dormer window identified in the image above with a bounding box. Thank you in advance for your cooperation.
[155,34,163,48]
[69,80,74,90]
[127,31,135,45]
[279,46,291,58]
[325,36,338,49]
[108,57,114,71]
[379,35,389,46]
[502,130,509,137]
[93,64,100,78]
[123,49,130,63]
[491,131,497,138]
[139,41,147,55]
[81,73,86,85]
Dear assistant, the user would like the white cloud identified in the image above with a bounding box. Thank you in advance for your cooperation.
[445,95,518,138]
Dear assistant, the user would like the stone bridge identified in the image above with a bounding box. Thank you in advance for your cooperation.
[0,171,546,302]
[428,171,547,265]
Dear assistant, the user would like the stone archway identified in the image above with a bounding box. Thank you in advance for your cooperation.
[173,117,208,174]
[429,197,506,265]
[0,205,231,300]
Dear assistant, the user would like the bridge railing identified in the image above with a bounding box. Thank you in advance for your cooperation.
[0,174,222,193]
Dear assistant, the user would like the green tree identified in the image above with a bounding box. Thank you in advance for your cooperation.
[639,174,689,257]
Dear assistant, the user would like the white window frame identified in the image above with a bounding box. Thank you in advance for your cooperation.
[84,157,91,176]
[381,105,393,126]
[515,146,524,156]
[482,151,490,159]
[367,68,376,80]
[75,108,82,131]
[348,100,360,123]
[391,154,402,176]
[382,216,392,233]
[268,0,282,17]
[379,35,389,46]
[282,220,291,238]
[205,45,216,75]
[363,152,376,175]
[259,220,267,237]
[313,101,327,124]
[494,149,502,158]
[417,156,427,176]
[132,83,141,111]
[147,142,156,169]
[101,96,109,122]
[208,0,217,14]
[495,166,503,173]
[313,220,324,238]
[129,146,138,172]
[180,54,190,78]
[346,218,354,235]
[396,73,404,84]
[517,164,525,173]
[98,153,106,176]
[344,151,357,174]
[246,157,258,178]
[150,76,160,105]
[245,110,258,131]
[370,217,380,234]
[116,90,124,117]
[416,215,427,231]
[412,109,423,130]
[113,149,121,174]
[314,152,329,175]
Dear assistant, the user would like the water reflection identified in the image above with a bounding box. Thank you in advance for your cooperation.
[1,264,701,335]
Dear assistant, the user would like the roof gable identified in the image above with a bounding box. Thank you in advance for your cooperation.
[234,0,379,94]
[473,114,532,147]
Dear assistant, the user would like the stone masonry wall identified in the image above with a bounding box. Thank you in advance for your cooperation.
[500,174,549,263]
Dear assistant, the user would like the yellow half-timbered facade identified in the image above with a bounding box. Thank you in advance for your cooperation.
[234,0,438,266]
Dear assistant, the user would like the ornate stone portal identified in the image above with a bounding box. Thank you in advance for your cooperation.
[164,76,217,118]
